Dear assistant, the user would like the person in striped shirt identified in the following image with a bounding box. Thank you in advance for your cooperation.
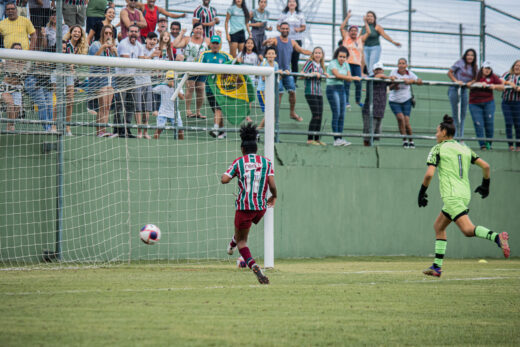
[501,60,520,151]
[192,0,220,38]
[221,123,277,284]
[302,47,327,145]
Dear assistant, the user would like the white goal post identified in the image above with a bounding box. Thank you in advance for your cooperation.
[0,48,276,268]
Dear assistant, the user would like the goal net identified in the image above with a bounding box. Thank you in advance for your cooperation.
[0,49,275,269]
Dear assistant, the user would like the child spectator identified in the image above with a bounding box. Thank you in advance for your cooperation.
[302,47,326,145]
[468,61,504,150]
[388,57,422,148]
[236,37,260,86]
[158,30,175,60]
[361,62,394,146]
[249,0,271,58]
[256,46,279,130]
[153,70,185,140]
[135,31,159,139]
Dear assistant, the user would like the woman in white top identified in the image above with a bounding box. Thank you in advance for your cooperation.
[277,0,306,73]
[388,58,423,148]
[173,23,211,118]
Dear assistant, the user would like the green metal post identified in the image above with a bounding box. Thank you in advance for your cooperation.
[368,80,374,146]
[332,0,336,52]
[408,0,412,65]
[480,0,486,64]
[459,23,463,57]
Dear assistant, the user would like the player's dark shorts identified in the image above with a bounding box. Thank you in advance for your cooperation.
[234,209,266,229]
[30,8,52,29]
[229,30,246,43]
[205,86,221,112]
[188,75,207,83]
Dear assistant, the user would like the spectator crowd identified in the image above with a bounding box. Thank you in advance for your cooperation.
[0,0,519,150]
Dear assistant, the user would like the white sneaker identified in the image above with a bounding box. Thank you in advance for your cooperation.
[227,244,236,255]
[333,139,342,146]
[341,140,352,147]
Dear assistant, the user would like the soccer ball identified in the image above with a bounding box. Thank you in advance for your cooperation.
[237,256,247,268]
[140,224,161,245]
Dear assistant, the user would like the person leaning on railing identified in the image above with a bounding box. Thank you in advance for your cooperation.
[301,47,327,146]
[388,57,422,149]
[447,48,477,139]
[361,62,394,146]
[467,61,504,151]
[500,59,520,152]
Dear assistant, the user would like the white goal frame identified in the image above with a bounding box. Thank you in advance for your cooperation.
[0,48,276,268]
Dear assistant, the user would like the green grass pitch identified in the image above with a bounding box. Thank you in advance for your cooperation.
[1,257,518,346]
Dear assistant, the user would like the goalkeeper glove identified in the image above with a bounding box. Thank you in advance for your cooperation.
[418,184,428,207]
[474,178,490,198]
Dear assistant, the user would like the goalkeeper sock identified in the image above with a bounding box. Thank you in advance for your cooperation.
[433,239,447,268]
[238,247,256,269]
[474,226,500,246]
[229,236,237,248]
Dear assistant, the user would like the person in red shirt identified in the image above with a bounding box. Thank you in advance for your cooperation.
[468,61,504,150]
[136,0,185,42]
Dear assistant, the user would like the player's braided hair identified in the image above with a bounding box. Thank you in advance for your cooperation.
[240,123,258,154]
[440,114,456,137]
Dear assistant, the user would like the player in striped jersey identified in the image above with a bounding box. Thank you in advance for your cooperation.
[418,115,510,277]
[192,0,219,38]
[221,123,277,284]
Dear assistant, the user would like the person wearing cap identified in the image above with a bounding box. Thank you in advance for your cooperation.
[198,33,233,139]
[468,61,504,150]
[340,10,371,109]
[153,70,185,140]
[361,62,394,146]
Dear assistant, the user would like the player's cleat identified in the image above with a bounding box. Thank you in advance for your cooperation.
[251,264,269,284]
[498,232,510,258]
[227,244,236,255]
[423,265,442,277]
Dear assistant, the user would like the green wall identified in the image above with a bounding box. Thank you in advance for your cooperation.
[1,135,518,264]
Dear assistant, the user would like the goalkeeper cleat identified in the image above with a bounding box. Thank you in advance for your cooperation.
[227,244,236,256]
[423,265,442,277]
[498,232,510,258]
[252,264,269,284]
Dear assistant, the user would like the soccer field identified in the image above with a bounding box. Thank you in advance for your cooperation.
[1,257,519,346]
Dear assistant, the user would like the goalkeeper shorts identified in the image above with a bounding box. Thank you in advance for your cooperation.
[441,196,470,221]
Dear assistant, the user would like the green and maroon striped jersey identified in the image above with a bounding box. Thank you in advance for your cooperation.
[193,5,218,38]
[224,154,274,210]
[302,60,324,96]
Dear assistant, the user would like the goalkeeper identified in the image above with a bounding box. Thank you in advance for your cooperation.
[418,115,510,277]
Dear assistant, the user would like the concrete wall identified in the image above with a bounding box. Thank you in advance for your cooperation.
[1,136,518,264]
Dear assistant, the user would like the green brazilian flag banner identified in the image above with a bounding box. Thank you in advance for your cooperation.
[206,62,256,125]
